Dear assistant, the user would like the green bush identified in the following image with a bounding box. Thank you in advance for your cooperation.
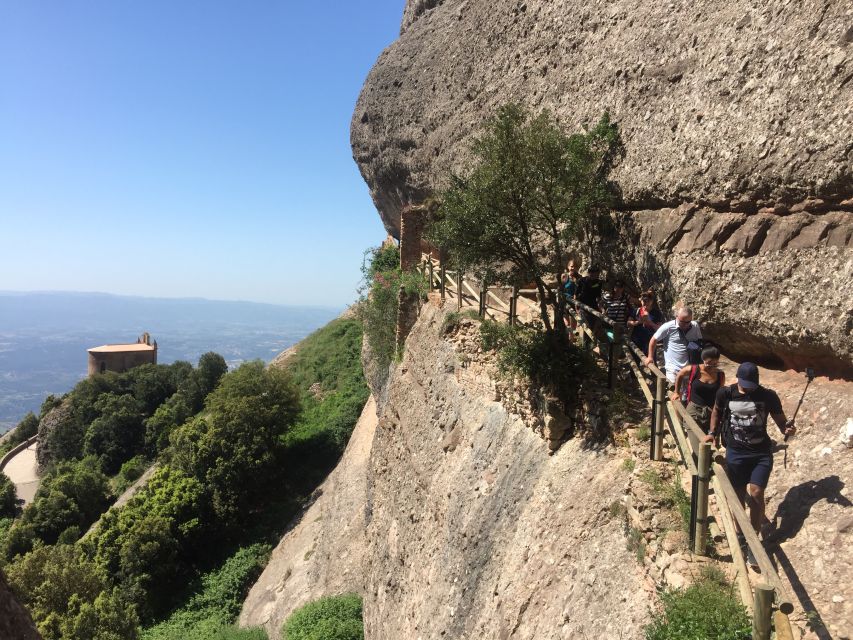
[0,412,39,458]
[645,567,750,640]
[210,628,268,640]
[356,244,427,376]
[282,594,363,640]
[113,455,149,495]
[280,318,369,489]
[0,471,20,518]
[141,543,270,640]
[480,320,593,405]
[5,543,139,640]
[170,361,300,525]
[4,457,111,558]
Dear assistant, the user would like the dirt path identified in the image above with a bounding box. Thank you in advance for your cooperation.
[724,360,853,640]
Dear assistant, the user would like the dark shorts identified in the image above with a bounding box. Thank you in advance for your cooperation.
[726,448,773,489]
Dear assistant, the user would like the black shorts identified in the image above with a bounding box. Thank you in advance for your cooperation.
[725,448,773,489]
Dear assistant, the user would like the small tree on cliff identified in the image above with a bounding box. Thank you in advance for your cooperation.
[427,103,622,333]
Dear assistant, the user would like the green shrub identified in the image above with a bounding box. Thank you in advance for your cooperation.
[640,468,691,532]
[636,426,651,441]
[211,628,268,640]
[0,471,20,518]
[645,566,750,640]
[282,594,363,640]
[4,457,111,558]
[280,318,369,490]
[0,412,39,458]
[357,244,427,376]
[5,543,139,640]
[626,526,646,564]
[141,544,270,640]
[170,361,300,525]
[114,455,149,495]
[480,320,593,407]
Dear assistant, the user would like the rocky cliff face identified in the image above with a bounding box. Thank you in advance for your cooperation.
[0,570,41,640]
[361,304,651,639]
[241,304,653,638]
[351,0,853,374]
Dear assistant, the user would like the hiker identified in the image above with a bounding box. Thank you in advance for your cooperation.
[674,346,725,433]
[704,362,795,566]
[644,305,703,398]
[628,289,664,354]
[576,265,603,333]
[562,260,582,330]
[603,279,631,326]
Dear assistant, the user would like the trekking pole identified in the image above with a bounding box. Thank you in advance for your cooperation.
[787,367,815,440]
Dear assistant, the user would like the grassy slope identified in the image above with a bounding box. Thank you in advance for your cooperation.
[143,317,369,640]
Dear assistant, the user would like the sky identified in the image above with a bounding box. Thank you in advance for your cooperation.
[0,1,404,307]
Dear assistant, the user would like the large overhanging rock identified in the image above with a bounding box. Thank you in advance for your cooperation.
[352,0,851,236]
[351,0,853,374]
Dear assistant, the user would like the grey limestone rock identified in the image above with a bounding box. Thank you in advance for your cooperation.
[353,0,853,236]
[351,0,853,373]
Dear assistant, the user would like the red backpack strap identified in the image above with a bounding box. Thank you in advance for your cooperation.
[687,365,699,403]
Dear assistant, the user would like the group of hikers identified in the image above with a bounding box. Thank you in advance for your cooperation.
[561,260,797,567]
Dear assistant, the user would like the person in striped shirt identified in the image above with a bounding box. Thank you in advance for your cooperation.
[603,279,631,326]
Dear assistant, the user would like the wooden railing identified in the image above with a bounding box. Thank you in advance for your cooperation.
[417,253,796,639]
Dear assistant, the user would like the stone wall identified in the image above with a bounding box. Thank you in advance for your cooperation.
[396,205,426,349]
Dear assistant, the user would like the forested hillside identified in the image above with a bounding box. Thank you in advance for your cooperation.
[0,316,368,640]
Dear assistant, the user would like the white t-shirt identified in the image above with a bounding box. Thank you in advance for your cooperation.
[652,320,702,382]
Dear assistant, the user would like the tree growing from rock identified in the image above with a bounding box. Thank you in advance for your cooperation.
[427,103,622,333]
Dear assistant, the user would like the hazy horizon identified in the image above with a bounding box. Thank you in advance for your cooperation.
[0,291,342,431]
[0,2,403,306]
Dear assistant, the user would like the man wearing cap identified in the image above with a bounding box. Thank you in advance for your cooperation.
[644,306,702,401]
[705,362,795,566]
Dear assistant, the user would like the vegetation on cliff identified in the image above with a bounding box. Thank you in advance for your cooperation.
[357,243,426,379]
[427,102,622,333]
[645,566,750,640]
[282,594,363,640]
[1,317,369,639]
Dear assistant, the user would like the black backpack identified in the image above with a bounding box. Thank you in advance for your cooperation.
[717,383,735,447]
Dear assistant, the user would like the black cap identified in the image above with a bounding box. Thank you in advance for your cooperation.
[736,362,759,390]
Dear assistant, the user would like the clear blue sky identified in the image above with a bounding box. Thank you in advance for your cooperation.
[0,1,403,306]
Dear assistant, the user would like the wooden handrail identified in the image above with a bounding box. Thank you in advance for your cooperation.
[418,251,796,626]
[713,461,794,614]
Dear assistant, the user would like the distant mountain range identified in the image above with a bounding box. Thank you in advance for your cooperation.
[0,291,343,432]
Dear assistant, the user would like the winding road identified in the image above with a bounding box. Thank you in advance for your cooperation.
[3,442,40,505]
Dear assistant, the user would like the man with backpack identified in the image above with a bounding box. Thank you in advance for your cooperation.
[644,305,702,401]
[704,362,796,566]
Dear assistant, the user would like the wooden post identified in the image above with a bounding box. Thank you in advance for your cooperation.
[653,377,666,461]
[753,584,774,640]
[478,279,486,318]
[439,261,446,302]
[428,260,434,292]
[773,611,796,640]
[693,442,711,554]
[510,286,518,326]
[456,272,463,311]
